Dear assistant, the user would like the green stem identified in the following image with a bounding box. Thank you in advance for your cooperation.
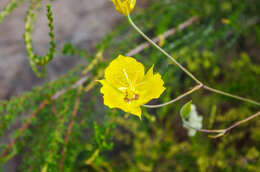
[128,15,202,85]
[128,15,260,106]
[203,86,260,106]
[143,84,202,108]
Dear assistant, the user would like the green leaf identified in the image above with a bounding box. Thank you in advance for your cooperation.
[180,100,192,120]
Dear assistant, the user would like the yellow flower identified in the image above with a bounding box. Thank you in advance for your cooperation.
[99,55,165,118]
[111,0,136,16]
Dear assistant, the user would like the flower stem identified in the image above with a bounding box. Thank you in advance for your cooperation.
[224,111,260,132]
[203,86,260,106]
[183,120,226,134]
[127,15,203,85]
[184,111,260,138]
[143,84,203,108]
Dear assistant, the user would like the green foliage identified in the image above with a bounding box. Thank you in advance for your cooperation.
[180,100,192,120]
[24,2,56,77]
[62,43,90,61]
[0,0,24,23]
[0,0,260,171]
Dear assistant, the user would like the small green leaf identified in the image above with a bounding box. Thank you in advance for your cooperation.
[180,100,192,120]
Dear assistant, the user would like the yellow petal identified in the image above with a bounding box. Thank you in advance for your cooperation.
[137,66,166,104]
[99,79,142,118]
[99,80,125,109]
[100,54,165,119]
[105,55,145,88]
[111,0,136,16]
[124,106,142,119]
[112,0,122,13]
[145,64,154,78]
[129,0,136,10]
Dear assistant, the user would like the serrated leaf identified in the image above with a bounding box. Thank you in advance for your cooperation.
[180,100,192,120]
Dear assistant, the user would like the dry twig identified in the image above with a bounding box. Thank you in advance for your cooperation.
[59,86,83,172]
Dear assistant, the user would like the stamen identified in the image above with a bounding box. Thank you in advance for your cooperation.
[124,90,139,103]
[118,87,127,90]
[123,68,133,89]
[124,97,131,102]
[134,94,139,100]
[135,81,146,87]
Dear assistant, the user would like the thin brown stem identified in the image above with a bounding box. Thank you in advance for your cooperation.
[203,86,260,106]
[183,121,225,134]
[143,84,203,108]
[59,86,83,172]
[126,16,199,56]
[184,111,260,138]
[224,111,260,133]
[0,100,49,158]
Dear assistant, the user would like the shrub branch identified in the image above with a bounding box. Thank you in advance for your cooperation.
[0,100,49,158]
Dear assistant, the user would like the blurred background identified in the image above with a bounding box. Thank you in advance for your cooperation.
[0,0,260,171]
[0,0,126,100]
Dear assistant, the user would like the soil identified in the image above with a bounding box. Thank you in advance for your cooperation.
[0,0,123,100]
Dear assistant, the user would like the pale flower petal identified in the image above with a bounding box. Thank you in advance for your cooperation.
[184,105,203,137]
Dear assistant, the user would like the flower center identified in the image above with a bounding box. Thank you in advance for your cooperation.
[124,90,139,103]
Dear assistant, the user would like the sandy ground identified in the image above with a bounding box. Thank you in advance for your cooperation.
[0,0,122,100]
